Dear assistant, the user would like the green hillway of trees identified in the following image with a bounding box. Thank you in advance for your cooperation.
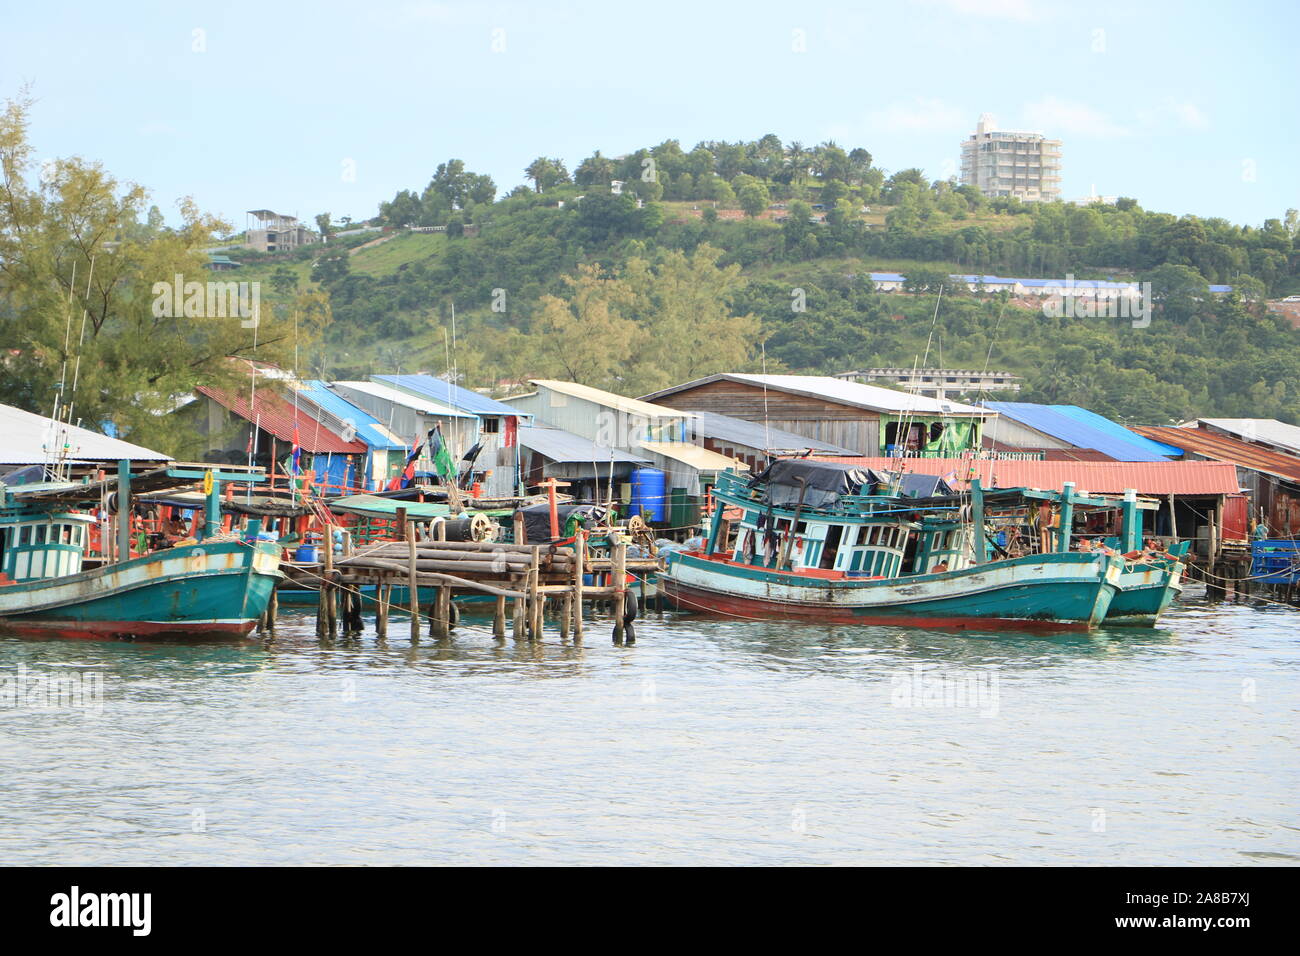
[297,136,1300,426]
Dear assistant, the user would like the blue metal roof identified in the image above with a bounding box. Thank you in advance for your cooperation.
[982,403,1179,461]
[374,374,528,419]
[296,381,406,450]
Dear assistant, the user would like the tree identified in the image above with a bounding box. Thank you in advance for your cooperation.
[622,244,760,392]
[524,157,570,193]
[270,266,299,296]
[311,251,350,285]
[0,91,306,452]
[738,182,770,217]
[314,212,332,241]
[529,264,643,388]
[575,150,616,187]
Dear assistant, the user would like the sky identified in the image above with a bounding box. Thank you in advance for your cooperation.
[2,0,1296,231]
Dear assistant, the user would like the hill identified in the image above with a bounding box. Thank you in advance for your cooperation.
[214,136,1300,425]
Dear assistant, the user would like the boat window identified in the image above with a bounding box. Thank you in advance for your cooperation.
[35,526,47,544]
[19,526,30,545]
[60,525,71,544]
[819,524,843,570]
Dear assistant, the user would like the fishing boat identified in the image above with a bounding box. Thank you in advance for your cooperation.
[662,462,1122,630]
[0,463,282,640]
[980,484,1186,627]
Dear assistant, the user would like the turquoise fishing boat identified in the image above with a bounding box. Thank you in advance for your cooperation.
[0,463,282,641]
[662,463,1122,630]
[983,484,1185,627]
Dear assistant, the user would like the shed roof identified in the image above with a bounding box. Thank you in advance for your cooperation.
[530,380,694,419]
[1194,418,1300,455]
[330,380,476,420]
[810,457,1241,496]
[375,374,528,419]
[641,374,988,417]
[1133,426,1300,484]
[0,402,171,466]
[197,386,367,454]
[641,441,750,472]
[688,410,856,454]
[292,381,407,450]
[519,426,650,465]
[983,402,1178,461]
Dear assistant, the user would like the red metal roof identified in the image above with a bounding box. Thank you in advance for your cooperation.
[198,386,367,454]
[811,456,1243,496]
[1133,426,1300,484]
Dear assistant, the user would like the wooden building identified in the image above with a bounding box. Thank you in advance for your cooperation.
[640,374,991,457]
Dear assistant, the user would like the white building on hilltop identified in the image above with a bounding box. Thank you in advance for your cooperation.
[960,114,1061,202]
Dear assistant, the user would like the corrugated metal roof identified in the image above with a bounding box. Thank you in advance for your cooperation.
[689,410,856,454]
[530,381,693,419]
[375,374,529,419]
[1134,426,1300,483]
[641,374,988,417]
[197,386,367,454]
[0,402,171,466]
[983,402,1176,461]
[519,426,650,464]
[810,457,1242,496]
[330,381,476,420]
[293,381,406,450]
[641,441,751,472]
[1195,419,1300,455]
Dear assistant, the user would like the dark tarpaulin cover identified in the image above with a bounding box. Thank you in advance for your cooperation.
[750,459,880,509]
[517,502,610,543]
[891,473,957,499]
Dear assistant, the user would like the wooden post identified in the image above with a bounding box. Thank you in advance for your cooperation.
[267,586,278,634]
[527,551,541,640]
[573,530,585,640]
[559,593,572,641]
[513,509,526,545]
[493,595,507,638]
[323,527,337,638]
[512,573,526,641]
[432,519,449,637]
[611,533,627,644]
[537,477,572,540]
[376,581,389,639]
[406,519,420,642]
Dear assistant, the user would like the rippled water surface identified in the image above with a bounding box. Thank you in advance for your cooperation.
[1,589,1297,865]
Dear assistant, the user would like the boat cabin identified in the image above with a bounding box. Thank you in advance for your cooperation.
[0,511,95,583]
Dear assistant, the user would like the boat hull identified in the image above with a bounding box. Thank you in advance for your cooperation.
[1104,562,1183,626]
[0,540,282,641]
[662,550,1120,631]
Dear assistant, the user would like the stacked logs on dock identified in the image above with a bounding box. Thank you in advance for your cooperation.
[311,519,660,644]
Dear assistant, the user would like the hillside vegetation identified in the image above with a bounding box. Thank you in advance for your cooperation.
[247,136,1300,425]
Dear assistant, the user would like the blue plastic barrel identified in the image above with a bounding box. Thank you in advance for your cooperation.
[630,468,667,522]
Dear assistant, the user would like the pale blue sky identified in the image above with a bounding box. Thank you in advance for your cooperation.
[3,0,1296,230]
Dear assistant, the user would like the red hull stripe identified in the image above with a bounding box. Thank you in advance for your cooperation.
[661,579,1089,633]
[0,619,258,642]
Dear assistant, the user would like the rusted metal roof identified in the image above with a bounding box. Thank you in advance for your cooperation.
[810,456,1242,496]
[197,386,367,454]
[1134,426,1300,484]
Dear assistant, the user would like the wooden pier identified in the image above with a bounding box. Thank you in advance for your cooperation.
[269,515,666,644]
